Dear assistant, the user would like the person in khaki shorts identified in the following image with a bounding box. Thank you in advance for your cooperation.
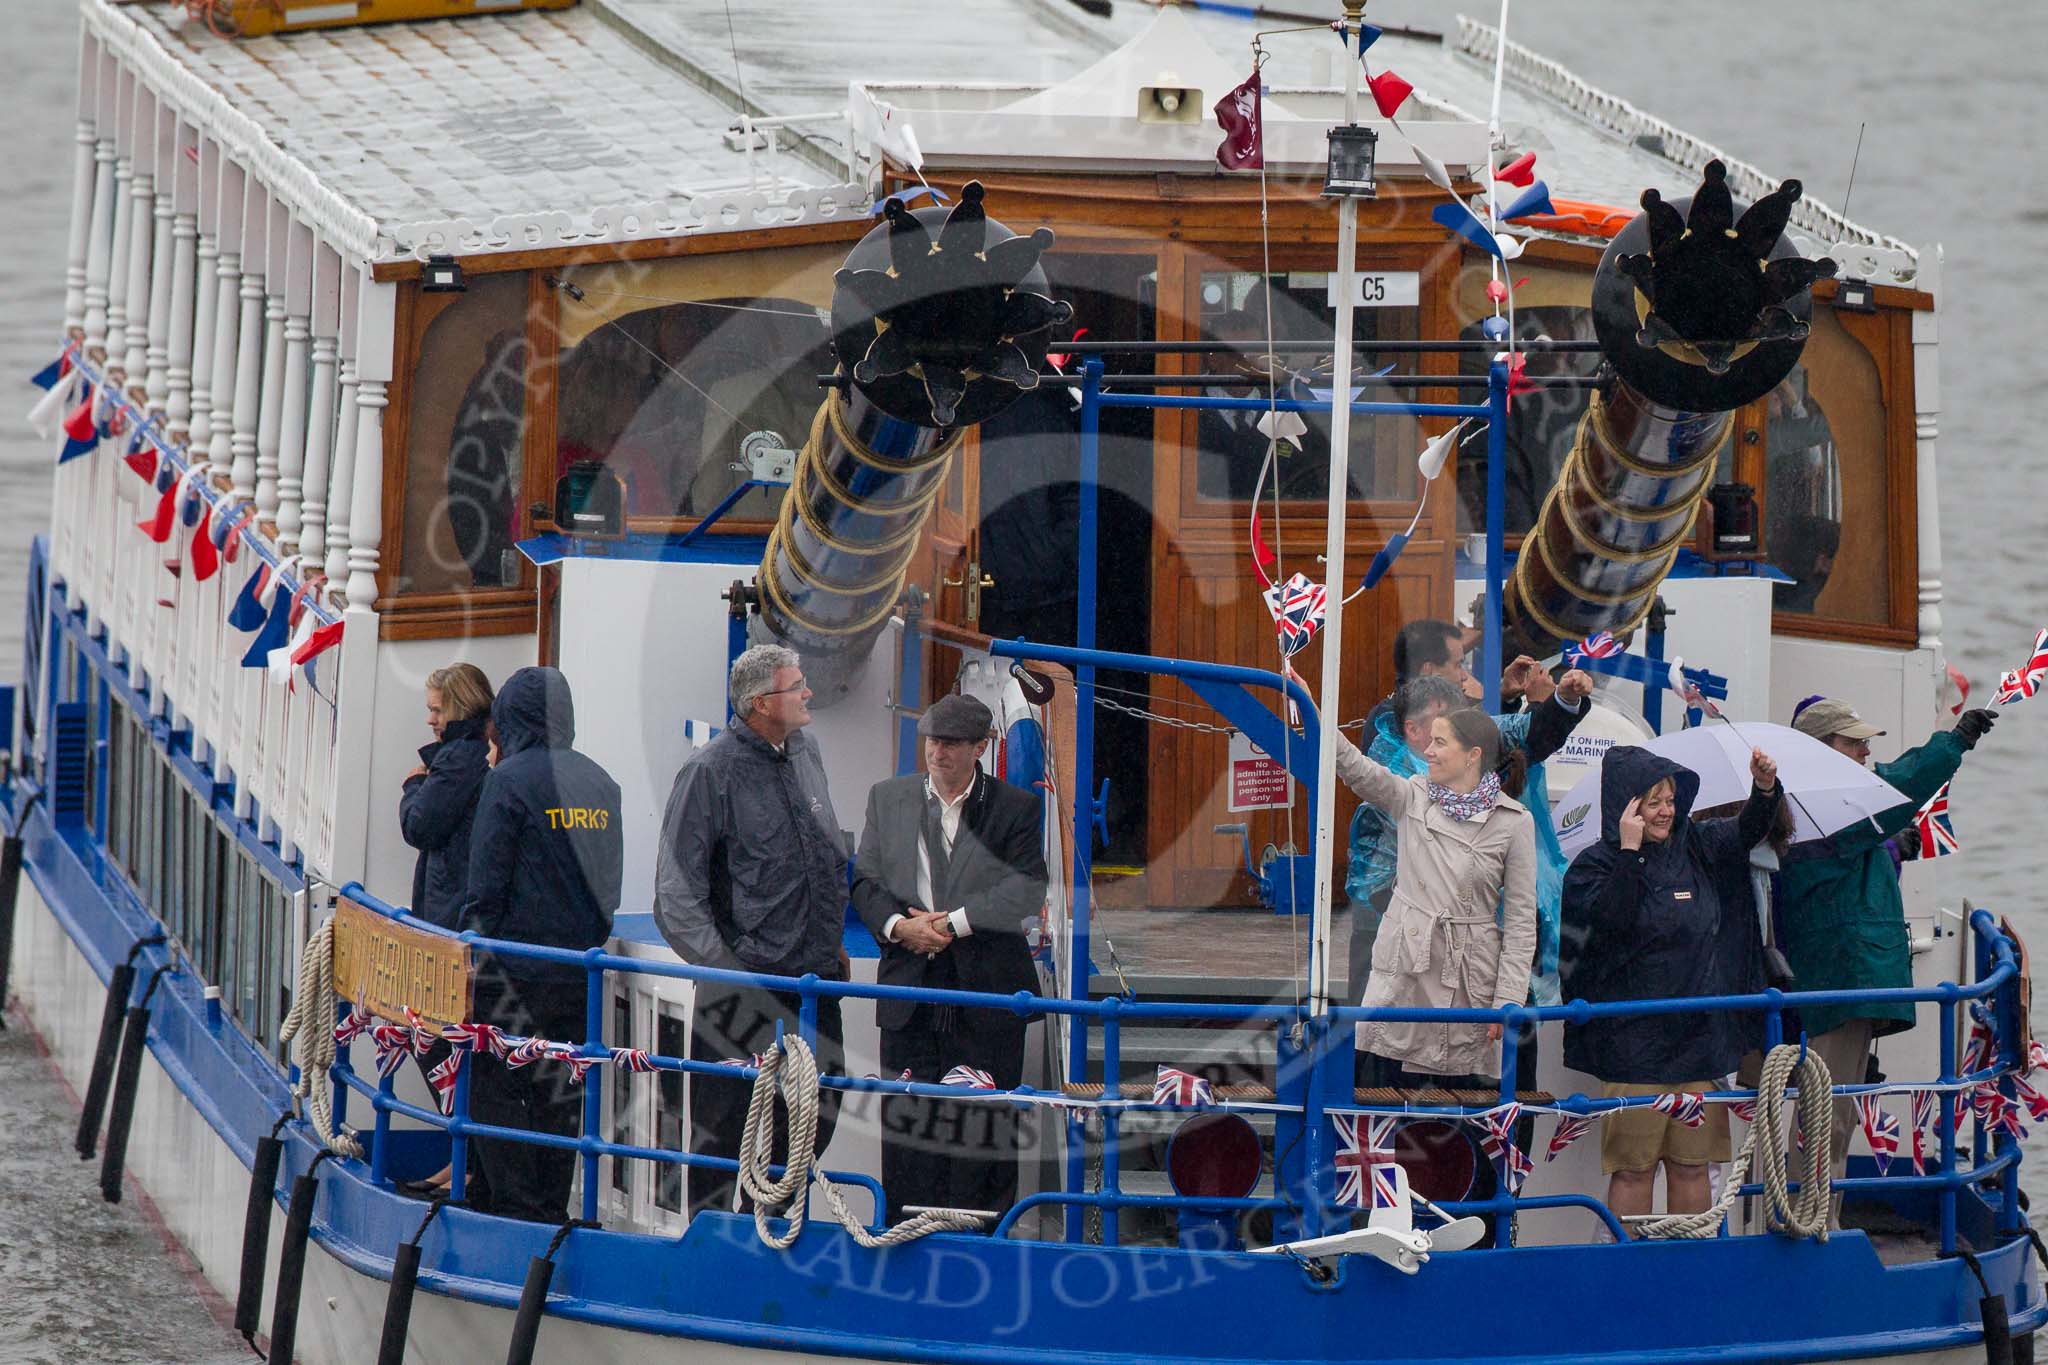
[1560,745,1781,1220]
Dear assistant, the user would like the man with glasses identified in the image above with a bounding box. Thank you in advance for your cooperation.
[654,643,852,1217]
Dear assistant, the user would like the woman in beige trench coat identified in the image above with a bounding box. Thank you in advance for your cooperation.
[1335,707,1537,1082]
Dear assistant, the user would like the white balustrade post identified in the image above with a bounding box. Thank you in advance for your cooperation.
[206,158,245,474]
[300,243,343,563]
[324,265,362,590]
[81,51,118,358]
[275,216,314,550]
[64,34,99,339]
[164,118,199,442]
[122,85,156,395]
[229,184,266,502]
[144,99,177,415]
[255,196,289,519]
[188,141,220,453]
[346,274,396,612]
[103,67,135,384]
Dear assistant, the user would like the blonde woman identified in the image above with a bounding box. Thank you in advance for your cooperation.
[1336,708,1538,1084]
[400,663,495,930]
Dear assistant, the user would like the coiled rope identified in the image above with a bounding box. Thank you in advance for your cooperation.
[277,918,362,1159]
[737,1033,986,1249]
[1632,1042,1833,1241]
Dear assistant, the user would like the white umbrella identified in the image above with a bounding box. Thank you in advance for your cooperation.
[1553,721,1908,860]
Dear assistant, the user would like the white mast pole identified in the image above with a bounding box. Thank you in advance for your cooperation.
[1308,0,1365,1019]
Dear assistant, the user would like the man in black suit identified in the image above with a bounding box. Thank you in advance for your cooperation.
[852,693,1048,1221]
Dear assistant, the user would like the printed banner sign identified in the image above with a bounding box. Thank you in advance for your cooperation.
[1228,730,1293,812]
[332,897,473,1029]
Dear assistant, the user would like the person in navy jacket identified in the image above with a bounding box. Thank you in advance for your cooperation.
[461,666,623,1222]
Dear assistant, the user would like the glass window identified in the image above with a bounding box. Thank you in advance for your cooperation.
[1763,310,1889,623]
[1191,268,1421,504]
[107,707,128,872]
[398,271,532,596]
[163,785,186,943]
[1446,264,1600,536]
[236,860,263,1030]
[138,747,160,909]
[555,246,841,527]
[83,678,98,837]
[654,1008,685,1214]
[184,793,206,957]
[611,991,632,1195]
[210,831,235,994]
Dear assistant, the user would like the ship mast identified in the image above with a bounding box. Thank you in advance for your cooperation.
[1307,0,1366,1020]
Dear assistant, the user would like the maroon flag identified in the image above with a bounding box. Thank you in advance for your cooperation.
[1213,70,1263,170]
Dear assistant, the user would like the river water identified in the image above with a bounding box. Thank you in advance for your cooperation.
[0,1,2039,1356]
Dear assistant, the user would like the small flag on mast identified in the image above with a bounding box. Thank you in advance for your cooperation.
[1213,70,1263,171]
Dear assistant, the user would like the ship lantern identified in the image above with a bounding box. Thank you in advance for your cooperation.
[1323,124,1379,199]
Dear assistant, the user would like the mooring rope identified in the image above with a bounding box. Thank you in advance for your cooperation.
[277,918,362,1159]
[737,1033,985,1249]
[1631,1042,1833,1241]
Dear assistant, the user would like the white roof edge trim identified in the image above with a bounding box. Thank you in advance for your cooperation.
[1454,16,1918,269]
[83,0,380,268]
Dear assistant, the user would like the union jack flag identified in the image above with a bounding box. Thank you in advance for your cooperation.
[333,1007,373,1046]
[1261,572,1327,658]
[2013,1072,2048,1125]
[1855,1095,1901,1176]
[943,1065,997,1090]
[1477,1103,1532,1195]
[719,1050,772,1071]
[609,1047,658,1073]
[1650,1091,1707,1128]
[1332,1114,1398,1209]
[1545,1113,1593,1161]
[1910,1090,1937,1175]
[1153,1066,1214,1107]
[1729,1098,1759,1124]
[369,1019,433,1078]
[502,1034,553,1069]
[1913,782,1959,859]
[542,1040,598,1084]
[1568,631,1623,662]
[1992,628,2048,705]
[1955,1019,1995,1131]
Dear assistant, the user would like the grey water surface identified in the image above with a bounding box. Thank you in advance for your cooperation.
[0,1,2040,1356]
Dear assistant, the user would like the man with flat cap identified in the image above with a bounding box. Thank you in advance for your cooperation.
[1778,693,1997,1219]
[852,692,1049,1220]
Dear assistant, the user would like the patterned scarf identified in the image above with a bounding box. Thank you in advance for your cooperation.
[1428,769,1501,822]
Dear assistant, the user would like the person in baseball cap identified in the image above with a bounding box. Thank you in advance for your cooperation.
[1775,690,1996,1226]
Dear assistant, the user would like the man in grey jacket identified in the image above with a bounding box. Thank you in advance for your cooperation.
[654,644,851,1217]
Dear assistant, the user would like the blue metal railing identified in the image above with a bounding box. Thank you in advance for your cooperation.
[334,880,2025,1257]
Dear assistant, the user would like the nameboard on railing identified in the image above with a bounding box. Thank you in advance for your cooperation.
[332,897,473,1028]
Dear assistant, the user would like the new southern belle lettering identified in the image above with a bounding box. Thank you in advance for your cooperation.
[332,897,474,1028]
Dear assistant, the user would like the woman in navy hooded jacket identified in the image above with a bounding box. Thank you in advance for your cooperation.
[461,666,623,1222]
[400,663,495,929]
[1560,743,1780,1219]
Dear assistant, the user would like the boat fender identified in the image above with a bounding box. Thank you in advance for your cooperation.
[74,932,164,1159]
[0,782,48,1029]
[1946,1248,2015,1365]
[99,962,173,1202]
[266,1149,337,1365]
[376,1198,449,1365]
[505,1219,594,1365]
[233,1113,293,1341]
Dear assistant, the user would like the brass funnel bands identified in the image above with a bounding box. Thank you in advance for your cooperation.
[758,388,963,643]
[1506,387,1730,652]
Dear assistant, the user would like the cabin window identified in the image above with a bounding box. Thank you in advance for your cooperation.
[397,272,533,596]
[1189,267,1422,504]
[654,1007,686,1214]
[1448,263,1599,536]
[611,990,632,1196]
[184,790,206,958]
[552,246,841,529]
[164,782,187,944]
[207,824,231,989]
[107,707,130,873]
[1758,308,1890,624]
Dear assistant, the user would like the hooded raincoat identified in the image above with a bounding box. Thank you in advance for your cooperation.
[1559,746,1782,1084]
[400,712,490,930]
[462,667,624,983]
[1334,734,1538,1079]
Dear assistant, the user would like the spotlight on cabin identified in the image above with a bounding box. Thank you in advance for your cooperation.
[1833,278,1877,313]
[1324,124,1379,199]
[421,253,466,294]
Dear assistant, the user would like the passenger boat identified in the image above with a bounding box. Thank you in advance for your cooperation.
[3,0,2040,1361]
